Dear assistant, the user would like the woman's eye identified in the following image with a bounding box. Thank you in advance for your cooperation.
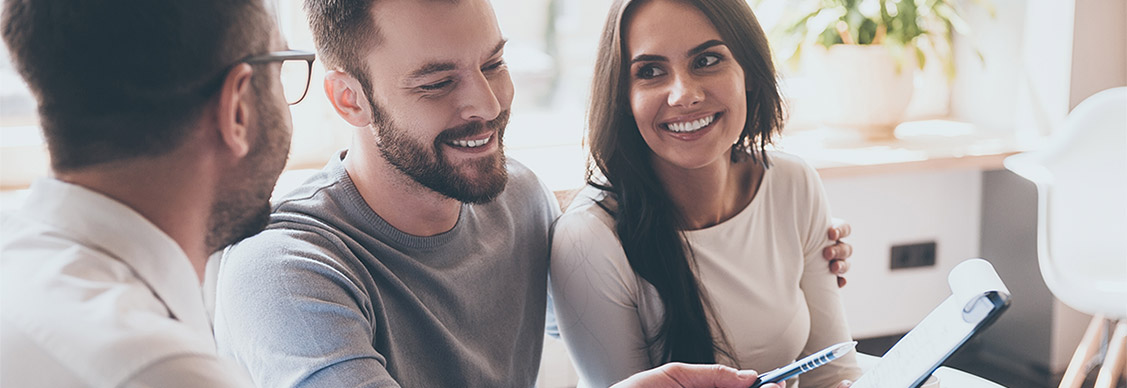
[419,79,453,91]
[636,64,666,79]
[695,54,720,68]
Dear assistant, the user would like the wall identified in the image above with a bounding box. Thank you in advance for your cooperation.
[1069,0,1127,110]
[977,170,1058,373]
[823,170,984,338]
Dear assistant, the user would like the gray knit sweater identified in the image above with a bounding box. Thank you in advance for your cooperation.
[213,151,559,388]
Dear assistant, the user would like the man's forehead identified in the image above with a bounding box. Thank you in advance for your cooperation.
[368,0,502,70]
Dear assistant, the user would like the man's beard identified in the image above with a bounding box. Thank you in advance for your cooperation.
[204,79,291,253]
[372,101,510,204]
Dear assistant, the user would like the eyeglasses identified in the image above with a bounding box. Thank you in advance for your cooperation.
[244,50,316,105]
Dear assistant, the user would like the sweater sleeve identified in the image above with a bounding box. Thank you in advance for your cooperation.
[794,162,863,388]
[213,228,399,388]
[550,204,657,387]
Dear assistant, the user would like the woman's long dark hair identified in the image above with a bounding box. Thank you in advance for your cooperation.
[585,0,785,365]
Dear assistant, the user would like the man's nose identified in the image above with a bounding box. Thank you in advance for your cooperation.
[458,71,502,122]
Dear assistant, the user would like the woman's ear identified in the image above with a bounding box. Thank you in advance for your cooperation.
[325,70,374,127]
[215,63,255,159]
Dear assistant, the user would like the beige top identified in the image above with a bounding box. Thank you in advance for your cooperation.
[550,152,861,388]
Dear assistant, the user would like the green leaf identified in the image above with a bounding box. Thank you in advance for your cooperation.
[766,0,996,79]
[780,10,822,34]
[788,43,805,70]
[859,18,879,44]
[914,44,927,70]
[934,2,972,35]
[817,24,843,46]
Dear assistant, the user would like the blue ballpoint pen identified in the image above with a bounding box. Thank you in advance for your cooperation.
[749,341,857,388]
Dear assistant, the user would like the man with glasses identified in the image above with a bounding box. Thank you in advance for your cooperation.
[0,0,313,386]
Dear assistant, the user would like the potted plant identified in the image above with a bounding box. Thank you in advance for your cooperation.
[769,0,991,139]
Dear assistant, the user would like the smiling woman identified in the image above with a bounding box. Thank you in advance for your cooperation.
[548,0,862,387]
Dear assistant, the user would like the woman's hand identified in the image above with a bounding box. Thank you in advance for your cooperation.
[610,363,785,388]
[824,218,854,288]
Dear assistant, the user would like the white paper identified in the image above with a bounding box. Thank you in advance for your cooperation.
[851,258,1009,388]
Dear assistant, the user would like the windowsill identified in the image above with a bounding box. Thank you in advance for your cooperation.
[778,120,1039,180]
[0,119,1040,198]
[515,119,1040,192]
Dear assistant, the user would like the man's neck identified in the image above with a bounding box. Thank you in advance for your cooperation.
[56,155,214,281]
[343,143,462,237]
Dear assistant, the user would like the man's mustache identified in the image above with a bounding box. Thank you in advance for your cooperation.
[435,110,511,144]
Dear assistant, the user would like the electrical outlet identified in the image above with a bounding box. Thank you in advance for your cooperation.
[890,241,937,270]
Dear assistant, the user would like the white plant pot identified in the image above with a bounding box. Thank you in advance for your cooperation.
[805,44,916,139]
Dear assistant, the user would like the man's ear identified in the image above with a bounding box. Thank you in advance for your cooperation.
[325,70,374,127]
[216,63,255,159]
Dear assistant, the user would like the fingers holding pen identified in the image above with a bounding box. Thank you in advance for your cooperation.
[610,363,786,388]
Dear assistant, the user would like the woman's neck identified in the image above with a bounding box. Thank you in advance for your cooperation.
[653,153,762,230]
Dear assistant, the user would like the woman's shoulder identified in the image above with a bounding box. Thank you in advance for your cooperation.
[766,151,817,174]
[764,151,822,188]
[553,185,629,258]
[556,185,617,233]
[551,185,637,280]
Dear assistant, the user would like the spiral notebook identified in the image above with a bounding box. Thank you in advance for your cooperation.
[851,258,1012,388]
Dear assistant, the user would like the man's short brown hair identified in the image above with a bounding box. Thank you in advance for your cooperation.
[303,0,457,102]
[2,0,273,171]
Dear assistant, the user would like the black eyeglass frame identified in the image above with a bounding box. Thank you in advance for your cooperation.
[243,50,316,105]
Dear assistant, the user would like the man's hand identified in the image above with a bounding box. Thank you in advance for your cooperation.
[823,218,854,288]
[835,380,854,388]
[610,363,784,388]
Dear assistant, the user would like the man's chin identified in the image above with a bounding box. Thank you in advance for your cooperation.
[453,185,505,204]
[205,200,271,252]
[450,157,508,203]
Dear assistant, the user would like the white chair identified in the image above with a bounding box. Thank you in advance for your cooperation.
[1004,87,1127,388]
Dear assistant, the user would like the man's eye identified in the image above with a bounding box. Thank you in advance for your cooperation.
[483,59,506,72]
[635,64,666,80]
[694,54,720,68]
[419,79,453,91]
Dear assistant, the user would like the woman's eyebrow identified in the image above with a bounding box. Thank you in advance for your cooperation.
[630,39,726,65]
[631,53,666,64]
[687,40,725,56]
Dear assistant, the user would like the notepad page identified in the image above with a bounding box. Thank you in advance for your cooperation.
[850,295,971,388]
[850,259,1009,388]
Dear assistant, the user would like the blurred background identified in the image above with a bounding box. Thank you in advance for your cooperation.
[2,0,1124,387]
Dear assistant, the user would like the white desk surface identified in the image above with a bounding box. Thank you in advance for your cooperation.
[857,353,1006,388]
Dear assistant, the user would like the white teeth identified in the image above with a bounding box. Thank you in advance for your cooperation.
[449,135,491,148]
[666,114,716,133]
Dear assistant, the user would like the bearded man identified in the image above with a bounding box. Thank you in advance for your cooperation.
[211,0,853,387]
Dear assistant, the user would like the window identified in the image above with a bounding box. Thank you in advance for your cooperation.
[1,0,1087,190]
[0,43,49,189]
